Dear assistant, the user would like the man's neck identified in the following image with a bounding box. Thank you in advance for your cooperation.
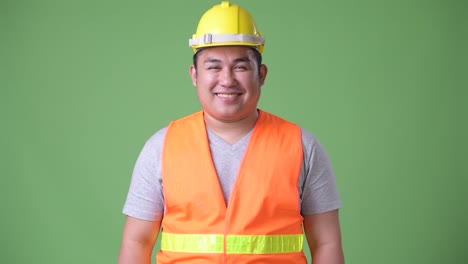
[203,110,259,145]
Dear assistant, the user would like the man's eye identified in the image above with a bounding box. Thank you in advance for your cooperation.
[234,66,248,71]
[207,66,221,70]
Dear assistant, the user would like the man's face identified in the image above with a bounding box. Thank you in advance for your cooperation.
[189,46,267,123]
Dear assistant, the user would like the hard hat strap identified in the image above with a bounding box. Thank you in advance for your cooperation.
[189,33,264,47]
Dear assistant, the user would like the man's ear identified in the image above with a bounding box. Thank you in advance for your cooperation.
[259,64,268,86]
[189,65,197,87]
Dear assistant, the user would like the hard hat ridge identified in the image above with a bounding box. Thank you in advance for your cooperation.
[189,1,265,54]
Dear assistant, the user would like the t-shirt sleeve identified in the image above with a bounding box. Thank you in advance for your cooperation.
[300,128,342,215]
[122,128,167,221]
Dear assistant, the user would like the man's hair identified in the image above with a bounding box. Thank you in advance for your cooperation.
[192,47,263,70]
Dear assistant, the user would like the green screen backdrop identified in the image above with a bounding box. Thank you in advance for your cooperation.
[1,0,467,263]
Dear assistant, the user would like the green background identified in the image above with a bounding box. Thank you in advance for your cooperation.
[1,0,467,263]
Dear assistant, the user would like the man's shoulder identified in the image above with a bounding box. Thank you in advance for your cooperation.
[142,127,168,150]
[258,110,320,147]
[300,128,319,146]
[171,111,204,124]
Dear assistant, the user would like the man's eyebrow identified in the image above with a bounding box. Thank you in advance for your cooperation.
[204,58,221,63]
[233,57,250,63]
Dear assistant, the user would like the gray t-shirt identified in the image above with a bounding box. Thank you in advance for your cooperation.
[123,127,342,221]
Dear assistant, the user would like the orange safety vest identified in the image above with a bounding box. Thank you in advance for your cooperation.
[158,110,306,264]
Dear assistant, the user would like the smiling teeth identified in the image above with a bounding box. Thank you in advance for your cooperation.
[217,93,238,98]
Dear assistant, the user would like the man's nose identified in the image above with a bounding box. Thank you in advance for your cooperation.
[219,68,237,87]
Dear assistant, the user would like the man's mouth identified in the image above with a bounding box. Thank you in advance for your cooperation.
[216,93,240,98]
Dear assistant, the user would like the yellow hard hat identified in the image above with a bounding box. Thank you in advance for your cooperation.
[189,1,265,54]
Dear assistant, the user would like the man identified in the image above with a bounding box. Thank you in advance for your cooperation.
[118,1,344,263]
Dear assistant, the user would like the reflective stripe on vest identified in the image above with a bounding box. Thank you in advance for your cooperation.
[161,232,303,254]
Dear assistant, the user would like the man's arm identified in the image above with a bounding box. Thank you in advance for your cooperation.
[118,216,161,264]
[303,209,344,264]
